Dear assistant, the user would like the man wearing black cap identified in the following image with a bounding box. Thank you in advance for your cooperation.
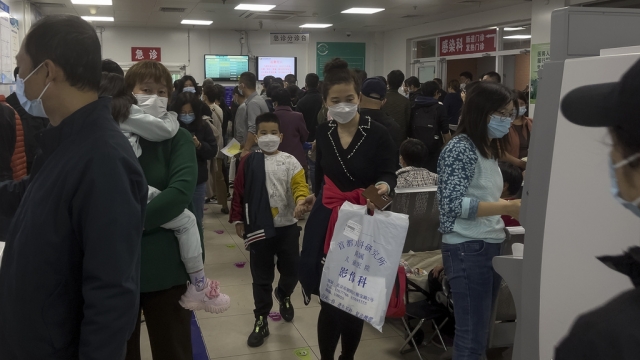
[359,77,403,153]
[554,58,640,360]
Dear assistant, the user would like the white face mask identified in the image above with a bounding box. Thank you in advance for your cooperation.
[135,94,168,118]
[16,63,50,118]
[257,134,281,153]
[328,102,358,124]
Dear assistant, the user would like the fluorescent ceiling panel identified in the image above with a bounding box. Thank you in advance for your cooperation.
[504,35,531,39]
[181,20,213,25]
[81,16,114,21]
[299,24,332,28]
[72,0,112,4]
[341,8,384,14]
[234,4,276,11]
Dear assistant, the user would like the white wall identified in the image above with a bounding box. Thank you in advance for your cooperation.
[383,2,533,76]
[100,27,378,85]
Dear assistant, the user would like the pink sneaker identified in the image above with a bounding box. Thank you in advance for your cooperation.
[179,279,231,314]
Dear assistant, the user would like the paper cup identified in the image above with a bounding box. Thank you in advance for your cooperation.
[512,243,524,258]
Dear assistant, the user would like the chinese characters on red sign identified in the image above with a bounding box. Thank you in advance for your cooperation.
[131,47,162,62]
[438,29,497,56]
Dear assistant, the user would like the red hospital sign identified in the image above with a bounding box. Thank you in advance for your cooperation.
[131,47,162,62]
[438,29,497,56]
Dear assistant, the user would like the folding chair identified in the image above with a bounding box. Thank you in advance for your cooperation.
[399,276,454,359]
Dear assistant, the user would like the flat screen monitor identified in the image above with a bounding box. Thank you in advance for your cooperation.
[257,56,297,81]
[204,55,249,81]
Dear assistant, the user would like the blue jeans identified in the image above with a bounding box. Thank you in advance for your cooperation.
[191,182,207,231]
[441,240,502,360]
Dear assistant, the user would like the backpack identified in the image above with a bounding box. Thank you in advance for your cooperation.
[411,104,444,153]
[386,265,407,318]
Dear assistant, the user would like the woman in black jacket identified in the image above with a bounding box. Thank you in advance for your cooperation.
[172,92,217,228]
[299,58,397,360]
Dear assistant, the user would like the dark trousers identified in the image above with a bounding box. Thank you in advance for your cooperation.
[250,224,301,318]
[426,148,442,174]
[317,300,365,360]
[125,285,192,360]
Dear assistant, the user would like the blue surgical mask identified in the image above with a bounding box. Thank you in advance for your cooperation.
[487,114,513,139]
[518,106,527,117]
[179,113,196,124]
[16,63,50,118]
[183,87,196,93]
[609,154,640,218]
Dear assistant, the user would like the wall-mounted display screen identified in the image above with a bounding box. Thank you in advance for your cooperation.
[257,56,297,81]
[204,55,249,81]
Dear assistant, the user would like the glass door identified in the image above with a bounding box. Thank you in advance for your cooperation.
[414,61,436,82]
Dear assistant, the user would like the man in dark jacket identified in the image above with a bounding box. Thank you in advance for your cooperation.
[409,81,452,173]
[381,70,410,141]
[359,77,403,154]
[0,15,147,360]
[295,73,323,142]
[6,67,50,174]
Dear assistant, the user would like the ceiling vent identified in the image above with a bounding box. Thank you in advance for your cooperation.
[238,10,305,20]
[32,2,66,8]
[457,0,482,4]
[159,7,187,13]
[401,14,422,18]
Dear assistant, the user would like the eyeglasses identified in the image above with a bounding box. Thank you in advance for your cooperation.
[494,109,517,121]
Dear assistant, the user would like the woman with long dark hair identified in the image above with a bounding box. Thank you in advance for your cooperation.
[504,90,533,169]
[172,92,217,228]
[299,58,397,360]
[437,81,521,360]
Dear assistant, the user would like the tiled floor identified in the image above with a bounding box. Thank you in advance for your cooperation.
[138,204,513,360]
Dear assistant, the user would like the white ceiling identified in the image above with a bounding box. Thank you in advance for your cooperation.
[33,0,530,32]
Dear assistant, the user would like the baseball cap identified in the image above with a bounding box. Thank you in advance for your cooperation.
[561,58,640,128]
[361,77,387,100]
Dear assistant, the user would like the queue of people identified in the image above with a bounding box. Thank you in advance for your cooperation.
[7,12,636,360]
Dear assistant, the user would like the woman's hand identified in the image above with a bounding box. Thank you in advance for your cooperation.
[502,199,522,220]
[294,200,308,218]
[193,136,201,149]
[303,194,316,211]
[235,223,245,238]
[366,183,390,213]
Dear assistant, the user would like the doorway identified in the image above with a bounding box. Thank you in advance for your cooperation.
[501,54,530,92]
[446,56,496,84]
[414,61,436,83]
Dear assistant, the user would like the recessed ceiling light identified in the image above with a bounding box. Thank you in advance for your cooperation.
[299,24,332,28]
[72,0,112,4]
[181,20,213,25]
[81,16,114,21]
[504,27,526,31]
[504,35,531,39]
[234,4,276,11]
[341,8,385,14]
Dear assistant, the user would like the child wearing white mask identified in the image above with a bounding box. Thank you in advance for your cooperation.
[230,112,310,348]
[99,72,230,314]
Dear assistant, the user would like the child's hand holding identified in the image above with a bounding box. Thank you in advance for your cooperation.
[235,223,245,238]
[294,200,308,219]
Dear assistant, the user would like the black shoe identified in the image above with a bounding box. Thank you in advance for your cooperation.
[247,316,269,347]
[221,208,230,215]
[274,288,294,322]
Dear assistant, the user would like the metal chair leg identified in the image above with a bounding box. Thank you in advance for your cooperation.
[400,317,426,360]
[426,318,449,351]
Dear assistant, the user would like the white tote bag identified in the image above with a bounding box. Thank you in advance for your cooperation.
[319,202,409,332]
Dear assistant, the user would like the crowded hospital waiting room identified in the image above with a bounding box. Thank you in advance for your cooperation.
[2,0,640,359]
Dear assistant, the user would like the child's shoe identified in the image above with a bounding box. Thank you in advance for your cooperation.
[180,279,231,314]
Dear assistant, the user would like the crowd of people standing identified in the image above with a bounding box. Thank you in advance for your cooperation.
[0,13,546,360]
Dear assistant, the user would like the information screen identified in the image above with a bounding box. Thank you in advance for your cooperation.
[257,56,297,81]
[204,55,249,81]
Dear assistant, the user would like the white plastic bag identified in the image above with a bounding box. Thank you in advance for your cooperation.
[319,202,409,332]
